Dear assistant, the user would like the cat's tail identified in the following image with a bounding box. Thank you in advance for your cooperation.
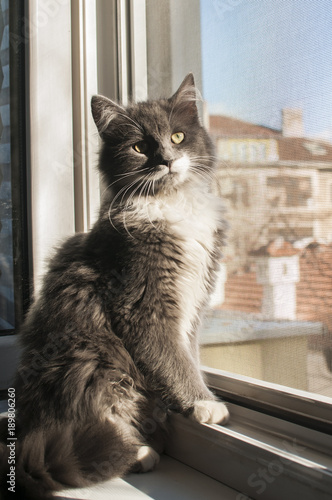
[0,418,137,499]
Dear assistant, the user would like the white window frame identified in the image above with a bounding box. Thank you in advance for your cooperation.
[203,367,332,434]
[1,0,77,388]
[0,0,103,388]
[1,1,331,498]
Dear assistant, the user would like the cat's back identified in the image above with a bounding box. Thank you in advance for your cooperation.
[23,232,104,342]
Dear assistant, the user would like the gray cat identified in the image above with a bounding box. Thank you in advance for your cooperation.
[0,74,229,499]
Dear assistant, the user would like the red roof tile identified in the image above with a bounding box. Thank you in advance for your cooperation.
[278,138,332,163]
[209,115,280,138]
[209,115,332,163]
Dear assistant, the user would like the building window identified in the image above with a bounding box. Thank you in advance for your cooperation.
[267,176,313,208]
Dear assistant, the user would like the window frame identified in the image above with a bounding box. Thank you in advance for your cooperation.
[0,0,31,390]
[0,0,102,388]
[0,0,30,336]
[204,367,332,434]
[166,405,332,500]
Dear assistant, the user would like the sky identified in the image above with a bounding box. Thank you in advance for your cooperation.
[200,0,332,141]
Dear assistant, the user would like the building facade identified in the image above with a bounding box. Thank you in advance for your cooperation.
[209,109,332,270]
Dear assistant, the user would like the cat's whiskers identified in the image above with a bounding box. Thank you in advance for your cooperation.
[193,152,230,170]
[108,176,146,233]
[120,172,159,233]
[121,173,155,238]
[188,154,215,160]
[190,163,216,176]
[188,155,217,166]
[189,166,217,183]
[189,154,220,173]
[190,170,213,186]
[143,178,158,231]
[104,167,150,199]
[189,162,219,182]
[108,178,137,205]
[101,173,137,199]
[124,172,151,208]
[118,177,146,209]
[135,176,149,207]
[114,171,137,178]
[113,168,149,181]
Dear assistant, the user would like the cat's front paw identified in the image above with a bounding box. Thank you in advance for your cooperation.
[190,400,229,425]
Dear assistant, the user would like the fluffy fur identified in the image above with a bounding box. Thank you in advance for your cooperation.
[0,74,229,499]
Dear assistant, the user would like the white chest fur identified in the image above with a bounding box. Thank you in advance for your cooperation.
[132,189,223,346]
[167,193,220,346]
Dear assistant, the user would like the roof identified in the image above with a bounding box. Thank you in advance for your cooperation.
[209,115,280,139]
[250,239,300,257]
[278,138,332,162]
[209,115,332,163]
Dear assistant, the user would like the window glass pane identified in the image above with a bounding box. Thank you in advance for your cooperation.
[0,0,14,331]
[200,0,332,400]
[0,0,29,334]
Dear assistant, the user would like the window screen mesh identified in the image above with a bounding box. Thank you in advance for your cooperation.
[200,0,332,399]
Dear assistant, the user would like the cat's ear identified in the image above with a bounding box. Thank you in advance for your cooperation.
[91,95,125,137]
[170,73,199,118]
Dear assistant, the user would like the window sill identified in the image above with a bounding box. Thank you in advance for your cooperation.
[56,400,332,500]
[166,404,332,500]
[56,455,238,500]
[1,385,332,500]
[0,404,239,500]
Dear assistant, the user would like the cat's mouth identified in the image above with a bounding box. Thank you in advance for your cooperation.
[153,155,190,184]
[155,165,177,178]
[153,166,186,189]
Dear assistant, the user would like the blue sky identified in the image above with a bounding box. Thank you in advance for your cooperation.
[200,0,332,140]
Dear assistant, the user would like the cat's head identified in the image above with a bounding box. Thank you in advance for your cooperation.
[91,74,215,202]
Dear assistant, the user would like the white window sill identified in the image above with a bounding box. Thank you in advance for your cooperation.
[56,455,239,500]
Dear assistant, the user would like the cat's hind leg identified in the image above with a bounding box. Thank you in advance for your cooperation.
[104,412,161,474]
[134,445,160,472]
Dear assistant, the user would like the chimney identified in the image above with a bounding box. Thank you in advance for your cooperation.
[282,108,304,138]
[252,240,300,320]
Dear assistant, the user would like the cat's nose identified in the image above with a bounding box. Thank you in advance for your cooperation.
[159,158,173,171]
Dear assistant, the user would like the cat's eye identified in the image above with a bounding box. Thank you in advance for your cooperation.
[171,132,185,145]
[133,141,148,154]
